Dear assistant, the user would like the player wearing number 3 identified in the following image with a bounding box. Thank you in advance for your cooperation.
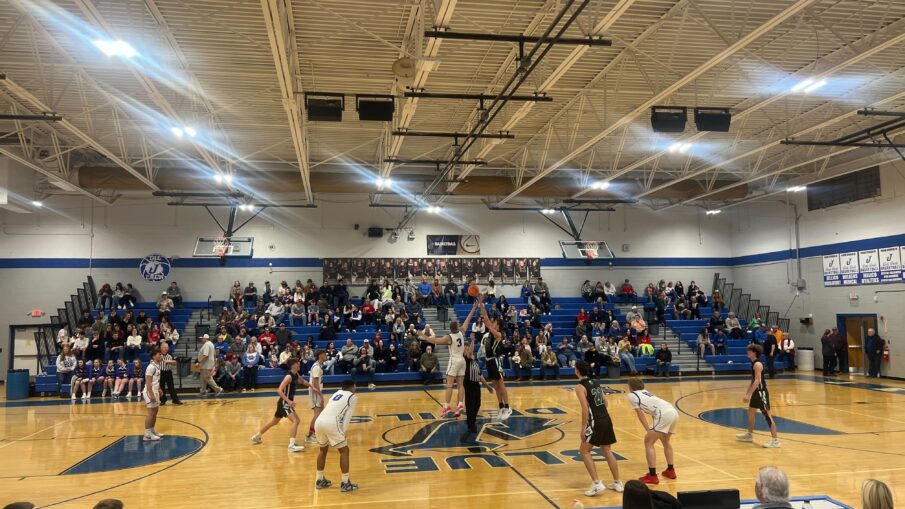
[419,299,479,418]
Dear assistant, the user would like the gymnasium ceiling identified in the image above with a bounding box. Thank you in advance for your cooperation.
[1,0,905,216]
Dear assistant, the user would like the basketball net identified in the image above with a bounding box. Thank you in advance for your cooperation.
[583,241,599,260]
[213,236,231,257]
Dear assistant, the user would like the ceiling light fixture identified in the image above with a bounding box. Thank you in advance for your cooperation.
[93,39,137,58]
[803,79,827,94]
[31,200,43,207]
[541,208,556,214]
[590,181,610,190]
[668,142,693,154]
[787,185,807,192]
[426,206,441,214]
[705,209,721,215]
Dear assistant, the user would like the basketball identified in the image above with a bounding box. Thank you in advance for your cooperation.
[468,284,481,297]
[586,251,595,261]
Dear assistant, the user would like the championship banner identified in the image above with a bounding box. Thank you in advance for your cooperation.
[822,246,905,287]
[839,252,859,286]
[822,254,841,286]
[426,235,480,256]
[858,249,880,284]
[879,247,903,284]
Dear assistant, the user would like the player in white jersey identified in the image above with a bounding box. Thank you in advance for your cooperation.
[419,300,479,418]
[142,348,164,442]
[627,378,677,484]
[306,350,327,444]
[315,380,359,492]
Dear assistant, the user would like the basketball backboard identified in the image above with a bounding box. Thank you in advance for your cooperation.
[559,240,616,259]
[193,236,254,257]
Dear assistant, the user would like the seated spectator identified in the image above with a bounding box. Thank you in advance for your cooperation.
[576,308,590,326]
[697,327,715,358]
[574,321,589,340]
[338,339,357,374]
[689,298,702,320]
[265,349,278,369]
[97,283,113,310]
[636,329,654,356]
[631,316,647,336]
[214,333,229,358]
[228,335,246,358]
[514,342,534,381]
[604,280,617,297]
[584,344,602,378]
[557,338,577,367]
[581,280,594,302]
[277,344,294,370]
[534,277,551,312]
[540,347,559,380]
[576,335,592,357]
[124,330,142,362]
[674,296,691,320]
[726,312,742,338]
[166,281,183,308]
[625,305,640,324]
[618,336,638,375]
[55,344,76,387]
[386,343,400,373]
[713,330,728,355]
[353,346,376,388]
[708,311,725,333]
[594,281,608,302]
[417,344,438,383]
[621,279,636,302]
[754,466,791,509]
[712,289,726,312]
[861,479,893,509]
[653,343,672,377]
[748,312,765,331]
[654,291,668,324]
[266,300,284,322]
[443,278,458,306]
[258,312,276,331]
[417,277,432,303]
[218,355,242,392]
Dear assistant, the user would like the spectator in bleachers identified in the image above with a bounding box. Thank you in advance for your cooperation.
[418,345,438,384]
[266,299,285,322]
[229,281,243,311]
[277,344,293,369]
[581,280,594,302]
[696,327,715,359]
[258,311,276,331]
[514,341,534,381]
[753,324,768,345]
[261,281,274,305]
[631,316,647,336]
[593,281,607,302]
[725,312,742,338]
[665,281,676,299]
[539,346,559,380]
[56,344,76,387]
[228,335,246,358]
[289,300,305,327]
[654,291,668,324]
[557,338,577,367]
[753,466,791,509]
[584,344,602,378]
[162,322,179,347]
[241,281,257,308]
[687,280,699,295]
[618,336,638,375]
[71,359,88,400]
[674,296,691,320]
[625,305,639,324]
[147,324,161,349]
[443,278,458,306]
[534,277,551,311]
[165,282,182,308]
[218,355,242,392]
[708,311,725,334]
[126,358,144,398]
[713,330,728,355]
[621,279,636,302]
[333,277,349,309]
[673,281,684,298]
[273,323,291,351]
[636,329,653,356]
[353,346,376,388]
[56,324,70,348]
[430,278,442,306]
[712,290,726,312]
[97,283,113,310]
[386,343,400,373]
[112,283,125,310]
[266,349,279,369]
[417,277,432,303]
[124,329,142,362]
[861,479,893,509]
[307,300,320,325]
[576,335,592,358]
[748,312,764,331]
[214,333,230,358]
[601,280,615,298]
[87,325,106,362]
[373,339,388,372]
[653,343,672,376]
[338,339,357,374]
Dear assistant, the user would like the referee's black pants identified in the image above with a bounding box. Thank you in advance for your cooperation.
[160,370,180,404]
[464,383,482,433]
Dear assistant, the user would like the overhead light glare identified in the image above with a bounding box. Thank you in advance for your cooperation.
[184,126,197,137]
[788,185,807,192]
[705,209,721,215]
[223,174,233,184]
[803,79,827,94]
[426,206,441,214]
[93,39,137,58]
[541,208,556,215]
[170,127,184,138]
[31,201,43,207]
[590,181,610,190]
[790,78,815,92]
[213,174,223,184]
[668,142,693,154]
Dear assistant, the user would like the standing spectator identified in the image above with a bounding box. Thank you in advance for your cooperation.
[55,344,76,387]
[781,334,796,371]
[654,343,672,377]
[712,290,726,312]
[333,277,349,309]
[821,329,836,376]
[763,329,778,379]
[229,281,243,311]
[197,334,223,397]
[861,479,893,509]
[829,327,847,374]
[241,281,257,308]
[865,328,884,378]
[753,467,791,509]
[166,282,183,308]
[158,342,181,405]
[419,345,438,384]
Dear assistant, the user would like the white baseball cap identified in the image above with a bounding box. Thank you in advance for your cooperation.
[202,334,210,339]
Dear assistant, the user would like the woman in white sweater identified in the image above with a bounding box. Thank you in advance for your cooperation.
[55,344,77,387]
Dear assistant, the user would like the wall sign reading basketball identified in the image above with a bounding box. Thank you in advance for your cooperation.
[426,235,480,255]
[823,246,904,287]
[323,257,539,284]
[139,254,171,282]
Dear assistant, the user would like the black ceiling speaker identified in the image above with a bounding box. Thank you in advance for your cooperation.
[650,106,688,133]
[694,107,732,132]
[357,95,395,121]
[305,92,344,122]
[367,227,384,238]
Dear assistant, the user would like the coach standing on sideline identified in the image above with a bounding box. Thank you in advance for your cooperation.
[198,334,223,396]
[865,328,884,378]
[159,342,182,405]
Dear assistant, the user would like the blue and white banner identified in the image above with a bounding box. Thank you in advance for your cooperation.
[139,254,171,282]
[823,246,904,287]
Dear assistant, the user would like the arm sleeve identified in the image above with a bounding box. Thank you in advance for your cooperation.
[341,394,357,433]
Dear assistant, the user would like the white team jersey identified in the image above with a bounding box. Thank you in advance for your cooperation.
[316,390,357,433]
[627,389,674,416]
[309,362,323,391]
[448,331,466,357]
[144,362,161,392]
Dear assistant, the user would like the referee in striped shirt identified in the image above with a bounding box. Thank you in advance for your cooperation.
[159,342,182,405]
[461,340,493,443]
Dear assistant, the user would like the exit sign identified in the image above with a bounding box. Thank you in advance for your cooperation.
[30,309,45,317]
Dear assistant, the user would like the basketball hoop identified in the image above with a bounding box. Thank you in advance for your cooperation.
[582,241,599,260]
[213,236,231,257]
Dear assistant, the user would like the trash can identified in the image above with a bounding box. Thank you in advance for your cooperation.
[177,356,192,378]
[797,347,815,371]
[6,369,30,400]
[607,364,621,379]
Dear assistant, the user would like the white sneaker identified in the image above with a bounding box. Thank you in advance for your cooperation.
[736,432,753,442]
[607,481,625,493]
[143,433,161,442]
[288,444,305,452]
[305,435,318,444]
[126,392,133,398]
[368,383,376,390]
[498,407,512,421]
[71,393,77,400]
[152,430,164,438]
[762,438,781,448]
[82,394,89,400]
[250,434,262,444]
[584,482,607,496]
[241,389,247,393]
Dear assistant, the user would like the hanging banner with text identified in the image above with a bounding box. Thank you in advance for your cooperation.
[823,246,904,287]
[426,235,481,256]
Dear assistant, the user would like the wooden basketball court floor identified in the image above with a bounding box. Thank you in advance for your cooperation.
[2,373,903,508]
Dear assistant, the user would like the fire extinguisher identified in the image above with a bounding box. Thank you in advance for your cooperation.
[884,343,890,362]
[881,315,890,362]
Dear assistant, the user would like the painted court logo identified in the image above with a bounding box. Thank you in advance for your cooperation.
[139,254,171,282]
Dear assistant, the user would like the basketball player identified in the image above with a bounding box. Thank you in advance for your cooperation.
[574,360,623,496]
[418,300,479,418]
[737,344,780,448]
[477,299,512,421]
[306,349,327,444]
[626,378,677,484]
[142,348,163,442]
[315,380,359,492]
[250,358,312,452]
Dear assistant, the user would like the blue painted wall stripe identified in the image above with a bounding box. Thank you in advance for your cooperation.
[0,232,903,269]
